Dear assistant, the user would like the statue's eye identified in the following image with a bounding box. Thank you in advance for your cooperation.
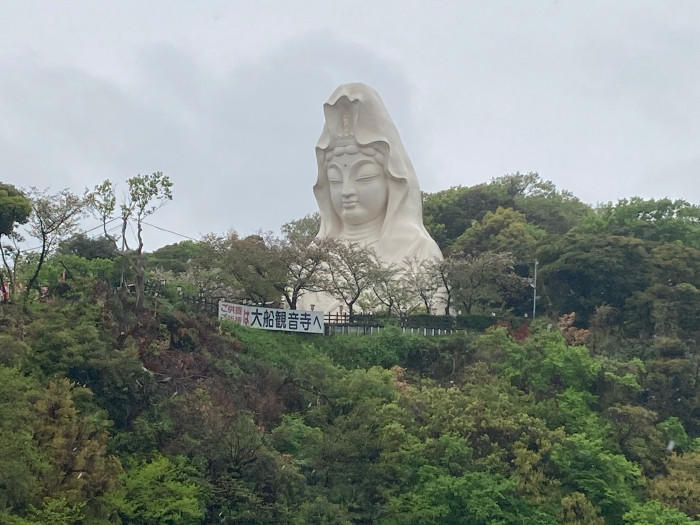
[356,163,382,181]
[328,167,342,184]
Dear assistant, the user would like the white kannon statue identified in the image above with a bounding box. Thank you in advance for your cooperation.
[302,83,443,314]
[314,82,442,264]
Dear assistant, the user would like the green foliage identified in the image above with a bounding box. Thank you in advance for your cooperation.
[0,366,44,512]
[423,173,591,250]
[27,497,86,525]
[1,177,698,523]
[109,454,204,524]
[648,452,700,519]
[496,326,601,397]
[282,212,321,244]
[552,433,642,523]
[452,206,545,263]
[578,197,700,247]
[58,233,118,260]
[622,500,698,525]
[0,182,32,236]
[147,240,201,273]
[658,417,691,452]
[423,183,512,250]
[538,232,652,322]
[385,468,557,525]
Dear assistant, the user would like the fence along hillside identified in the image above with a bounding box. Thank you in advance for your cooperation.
[143,279,512,336]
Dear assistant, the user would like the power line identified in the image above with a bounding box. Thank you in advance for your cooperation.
[13,218,122,253]
[142,221,199,242]
[11,218,198,255]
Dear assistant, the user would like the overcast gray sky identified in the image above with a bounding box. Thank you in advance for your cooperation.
[2,0,699,249]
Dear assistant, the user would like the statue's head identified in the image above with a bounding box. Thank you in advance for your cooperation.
[313,83,442,263]
[324,139,389,228]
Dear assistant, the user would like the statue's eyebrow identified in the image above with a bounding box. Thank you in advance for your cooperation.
[351,158,382,175]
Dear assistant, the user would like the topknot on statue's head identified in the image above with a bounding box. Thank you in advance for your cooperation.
[324,95,359,149]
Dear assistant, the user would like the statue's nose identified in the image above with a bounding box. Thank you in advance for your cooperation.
[341,178,356,197]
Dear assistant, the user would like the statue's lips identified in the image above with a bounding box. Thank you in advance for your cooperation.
[342,200,359,208]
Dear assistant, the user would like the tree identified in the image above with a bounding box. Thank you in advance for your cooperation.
[436,257,457,315]
[578,197,700,248]
[451,206,545,263]
[318,241,381,318]
[402,256,444,314]
[25,188,84,302]
[423,184,512,250]
[551,433,642,522]
[225,233,286,306]
[0,183,32,238]
[0,183,32,297]
[281,213,321,244]
[86,174,172,307]
[85,179,118,245]
[622,500,697,525]
[449,251,525,314]
[122,173,173,308]
[147,241,201,274]
[537,233,652,323]
[371,264,419,320]
[648,452,700,519]
[273,236,329,310]
[494,172,591,235]
[606,404,665,475]
[108,454,204,525]
[31,379,122,518]
[57,233,118,260]
[0,366,43,513]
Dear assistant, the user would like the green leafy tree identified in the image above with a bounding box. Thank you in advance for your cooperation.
[606,404,666,475]
[0,366,43,513]
[0,183,32,296]
[272,235,330,310]
[578,197,700,247]
[622,500,697,525]
[282,213,321,244]
[319,240,382,318]
[558,491,606,525]
[448,251,525,314]
[451,206,545,263]
[24,188,84,301]
[496,172,591,234]
[147,240,201,273]
[0,183,32,237]
[109,454,204,525]
[57,233,118,260]
[551,433,642,523]
[648,452,700,519]
[85,179,118,245]
[122,172,173,308]
[401,256,443,314]
[423,183,512,250]
[537,232,652,322]
[32,379,122,515]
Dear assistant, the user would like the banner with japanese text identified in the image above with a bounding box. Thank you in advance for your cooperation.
[218,301,324,334]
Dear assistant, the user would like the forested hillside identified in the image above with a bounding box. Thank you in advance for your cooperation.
[0,174,698,524]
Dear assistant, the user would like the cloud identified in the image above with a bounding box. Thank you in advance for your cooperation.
[0,32,417,248]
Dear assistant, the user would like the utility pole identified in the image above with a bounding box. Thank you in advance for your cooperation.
[532,259,538,319]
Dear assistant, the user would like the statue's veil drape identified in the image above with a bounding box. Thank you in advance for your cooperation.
[313,82,442,264]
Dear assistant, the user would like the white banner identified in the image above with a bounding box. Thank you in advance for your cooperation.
[218,301,324,334]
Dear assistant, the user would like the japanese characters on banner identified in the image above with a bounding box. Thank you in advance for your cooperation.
[218,301,324,334]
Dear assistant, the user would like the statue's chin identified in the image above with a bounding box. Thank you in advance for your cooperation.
[341,209,382,226]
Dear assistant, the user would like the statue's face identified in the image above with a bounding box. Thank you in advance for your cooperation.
[327,152,388,227]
